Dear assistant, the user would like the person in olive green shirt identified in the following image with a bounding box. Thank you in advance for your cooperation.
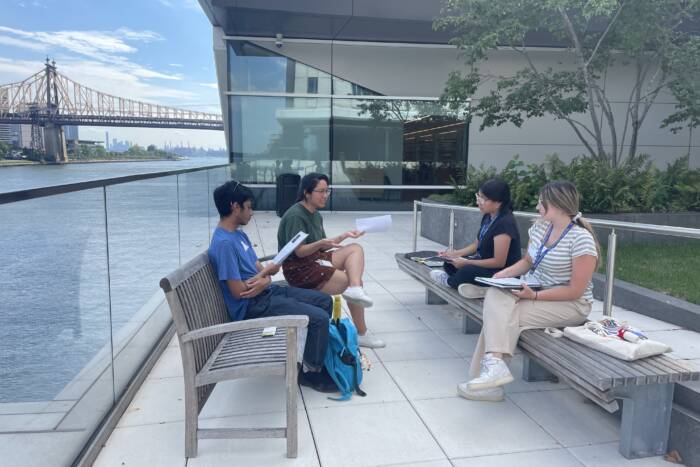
[277,173,385,349]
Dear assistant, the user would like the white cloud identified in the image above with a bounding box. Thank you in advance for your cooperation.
[199,82,218,89]
[169,63,183,67]
[0,26,163,61]
[0,35,47,51]
[158,0,201,11]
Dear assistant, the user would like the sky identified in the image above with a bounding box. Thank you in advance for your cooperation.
[0,0,226,149]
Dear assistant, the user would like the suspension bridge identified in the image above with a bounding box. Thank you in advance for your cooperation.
[0,59,224,162]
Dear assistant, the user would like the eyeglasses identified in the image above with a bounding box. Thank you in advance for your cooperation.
[475,193,487,202]
[313,188,332,195]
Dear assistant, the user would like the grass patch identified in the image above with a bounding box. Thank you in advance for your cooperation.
[598,242,700,305]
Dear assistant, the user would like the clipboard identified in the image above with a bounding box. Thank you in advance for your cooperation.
[272,231,309,265]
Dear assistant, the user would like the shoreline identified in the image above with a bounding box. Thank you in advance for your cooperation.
[0,157,183,168]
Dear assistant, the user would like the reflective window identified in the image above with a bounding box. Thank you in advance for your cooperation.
[229,96,330,183]
[228,41,332,94]
[332,99,467,186]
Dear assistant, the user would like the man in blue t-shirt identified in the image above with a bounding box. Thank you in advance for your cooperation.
[208,180,335,392]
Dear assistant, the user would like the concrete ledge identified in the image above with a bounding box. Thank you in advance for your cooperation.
[592,273,700,333]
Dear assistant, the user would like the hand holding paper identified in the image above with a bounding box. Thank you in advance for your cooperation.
[355,215,392,234]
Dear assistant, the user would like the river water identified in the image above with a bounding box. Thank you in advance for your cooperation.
[0,157,229,402]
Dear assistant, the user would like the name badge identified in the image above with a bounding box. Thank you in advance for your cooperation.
[241,241,250,252]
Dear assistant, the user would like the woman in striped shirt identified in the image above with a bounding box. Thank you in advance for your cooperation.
[458,180,600,402]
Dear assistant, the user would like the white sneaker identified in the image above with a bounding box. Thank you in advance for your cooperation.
[458,283,488,298]
[342,286,374,308]
[429,269,450,287]
[457,382,504,402]
[467,356,513,390]
[358,333,386,349]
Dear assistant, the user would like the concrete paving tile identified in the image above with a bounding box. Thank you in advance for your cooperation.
[380,279,426,294]
[0,431,86,467]
[189,411,319,467]
[392,460,452,467]
[452,448,584,466]
[116,377,184,427]
[433,330,480,357]
[93,421,186,467]
[384,358,468,400]
[363,308,430,333]
[394,291,434,307]
[373,331,460,362]
[148,345,183,379]
[413,397,559,458]
[409,306,464,332]
[368,268,407,281]
[307,401,445,467]
[568,441,670,466]
[508,389,619,447]
[301,360,405,409]
[644,330,700,359]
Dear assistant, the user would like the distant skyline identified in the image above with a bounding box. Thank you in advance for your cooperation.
[0,0,226,149]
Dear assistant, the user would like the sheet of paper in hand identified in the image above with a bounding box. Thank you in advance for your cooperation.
[356,215,392,233]
[272,231,309,265]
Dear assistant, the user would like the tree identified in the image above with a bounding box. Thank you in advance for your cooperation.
[0,141,10,158]
[435,0,700,167]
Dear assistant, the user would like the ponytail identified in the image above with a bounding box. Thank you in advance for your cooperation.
[572,213,601,266]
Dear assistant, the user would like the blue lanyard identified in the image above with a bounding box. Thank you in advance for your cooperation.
[529,222,574,273]
[478,214,500,242]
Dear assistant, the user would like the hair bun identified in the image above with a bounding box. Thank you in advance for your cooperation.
[572,211,582,222]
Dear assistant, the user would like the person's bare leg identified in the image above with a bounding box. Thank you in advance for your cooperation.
[331,244,364,287]
[317,270,372,339]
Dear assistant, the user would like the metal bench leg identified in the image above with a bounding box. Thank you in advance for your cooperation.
[425,288,447,305]
[615,383,674,459]
[521,354,556,382]
[462,315,482,334]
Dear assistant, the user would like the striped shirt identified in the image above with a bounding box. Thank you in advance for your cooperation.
[524,221,598,302]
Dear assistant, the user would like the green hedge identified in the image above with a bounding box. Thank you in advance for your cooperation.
[432,154,699,213]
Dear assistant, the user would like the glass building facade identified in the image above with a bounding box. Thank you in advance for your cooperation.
[226,41,468,210]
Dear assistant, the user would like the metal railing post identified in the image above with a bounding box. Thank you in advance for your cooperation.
[603,229,617,316]
[448,209,455,250]
[412,201,418,252]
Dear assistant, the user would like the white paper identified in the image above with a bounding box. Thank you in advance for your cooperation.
[272,231,308,265]
[356,214,392,233]
[474,276,543,289]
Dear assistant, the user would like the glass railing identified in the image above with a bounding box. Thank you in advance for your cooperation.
[0,163,230,467]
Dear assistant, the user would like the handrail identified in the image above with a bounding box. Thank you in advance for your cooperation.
[0,163,231,205]
[412,200,699,317]
[414,200,700,239]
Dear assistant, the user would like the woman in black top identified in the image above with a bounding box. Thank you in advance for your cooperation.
[430,179,522,297]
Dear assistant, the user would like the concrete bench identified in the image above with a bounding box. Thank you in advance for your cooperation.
[160,252,307,459]
[396,251,700,459]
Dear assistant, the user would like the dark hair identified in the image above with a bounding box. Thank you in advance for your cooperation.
[213,180,254,217]
[479,179,513,213]
[296,172,330,202]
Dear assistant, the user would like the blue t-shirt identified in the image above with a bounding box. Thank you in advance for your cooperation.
[207,227,260,321]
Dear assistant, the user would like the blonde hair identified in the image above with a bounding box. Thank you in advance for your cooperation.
[539,181,601,263]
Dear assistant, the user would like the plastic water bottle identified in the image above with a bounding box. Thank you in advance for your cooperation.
[332,295,342,323]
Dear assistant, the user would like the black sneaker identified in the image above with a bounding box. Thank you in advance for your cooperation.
[298,368,337,393]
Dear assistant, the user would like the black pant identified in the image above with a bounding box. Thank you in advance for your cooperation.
[443,261,500,289]
[246,285,332,371]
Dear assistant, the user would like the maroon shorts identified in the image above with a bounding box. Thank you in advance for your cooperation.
[282,250,336,290]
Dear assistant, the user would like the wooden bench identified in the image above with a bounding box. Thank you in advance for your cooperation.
[160,252,308,459]
[396,252,700,459]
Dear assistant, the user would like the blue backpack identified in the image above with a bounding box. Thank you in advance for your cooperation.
[324,317,366,401]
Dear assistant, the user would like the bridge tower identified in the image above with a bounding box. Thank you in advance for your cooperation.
[41,59,67,163]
